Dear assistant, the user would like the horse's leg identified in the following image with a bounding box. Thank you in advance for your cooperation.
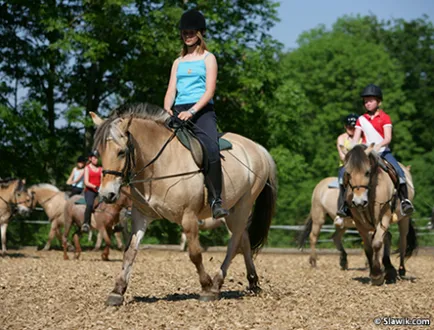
[73,230,82,260]
[398,217,409,277]
[114,231,123,250]
[94,231,102,251]
[210,204,250,299]
[62,207,73,260]
[43,221,57,251]
[1,223,8,256]
[383,231,397,284]
[101,227,112,261]
[332,227,348,270]
[240,229,260,293]
[182,212,213,298]
[371,215,391,286]
[179,232,187,251]
[106,207,148,306]
[309,210,325,267]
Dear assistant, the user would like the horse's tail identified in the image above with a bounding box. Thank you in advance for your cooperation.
[248,146,277,255]
[298,215,313,249]
[405,219,418,259]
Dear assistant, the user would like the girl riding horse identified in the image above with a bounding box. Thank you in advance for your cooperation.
[163,9,228,219]
[337,84,414,217]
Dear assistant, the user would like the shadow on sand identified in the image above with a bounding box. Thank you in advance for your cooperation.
[133,290,246,303]
[1,252,40,259]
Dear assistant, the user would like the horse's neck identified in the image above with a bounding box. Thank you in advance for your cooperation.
[130,119,186,174]
[0,185,16,202]
[35,188,58,203]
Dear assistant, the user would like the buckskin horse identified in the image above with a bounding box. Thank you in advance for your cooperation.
[298,177,357,270]
[0,178,31,256]
[90,103,276,305]
[27,184,69,250]
[342,144,417,285]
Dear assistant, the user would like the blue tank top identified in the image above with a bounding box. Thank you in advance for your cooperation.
[175,53,214,105]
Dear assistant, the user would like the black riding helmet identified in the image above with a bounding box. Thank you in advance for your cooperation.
[179,9,206,31]
[88,150,99,158]
[344,113,359,127]
[360,84,382,100]
[77,155,87,163]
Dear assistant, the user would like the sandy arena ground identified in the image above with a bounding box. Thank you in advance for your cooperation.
[0,247,433,330]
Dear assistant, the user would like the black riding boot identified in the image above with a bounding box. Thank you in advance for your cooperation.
[398,183,414,216]
[205,160,229,219]
[336,184,351,217]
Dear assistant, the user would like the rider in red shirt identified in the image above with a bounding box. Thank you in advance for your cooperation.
[337,84,414,217]
[81,150,102,233]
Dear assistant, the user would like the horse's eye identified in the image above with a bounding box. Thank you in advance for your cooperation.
[365,170,370,177]
[17,193,21,197]
[118,150,126,158]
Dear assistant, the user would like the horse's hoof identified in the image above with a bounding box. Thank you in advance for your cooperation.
[309,257,317,268]
[398,267,406,277]
[63,256,69,260]
[106,293,124,306]
[199,292,219,302]
[247,285,262,295]
[101,254,109,261]
[371,274,385,286]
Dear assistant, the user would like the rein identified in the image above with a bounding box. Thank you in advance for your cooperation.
[102,126,204,186]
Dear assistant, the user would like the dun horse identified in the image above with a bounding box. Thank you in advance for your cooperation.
[27,184,69,250]
[0,178,31,256]
[90,103,276,305]
[62,190,131,260]
[343,144,417,285]
[299,177,356,270]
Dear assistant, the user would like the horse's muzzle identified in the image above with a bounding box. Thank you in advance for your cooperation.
[102,192,117,204]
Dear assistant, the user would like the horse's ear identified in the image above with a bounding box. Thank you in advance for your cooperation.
[118,117,133,134]
[22,178,26,185]
[406,165,411,171]
[90,112,104,127]
[365,143,375,155]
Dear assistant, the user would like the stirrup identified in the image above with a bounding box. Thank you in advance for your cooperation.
[211,199,229,219]
[400,199,414,216]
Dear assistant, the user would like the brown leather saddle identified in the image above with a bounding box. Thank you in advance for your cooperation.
[381,158,399,188]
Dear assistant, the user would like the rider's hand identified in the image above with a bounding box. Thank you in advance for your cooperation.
[177,111,193,121]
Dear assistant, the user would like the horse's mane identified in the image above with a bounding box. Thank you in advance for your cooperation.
[0,178,19,189]
[31,183,59,193]
[344,145,371,173]
[93,102,170,151]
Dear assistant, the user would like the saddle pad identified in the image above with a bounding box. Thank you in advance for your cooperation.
[176,128,232,151]
[328,179,339,189]
[74,198,86,205]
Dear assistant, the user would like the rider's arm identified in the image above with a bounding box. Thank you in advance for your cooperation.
[352,127,362,145]
[376,126,392,149]
[66,168,75,185]
[337,134,346,162]
[164,59,179,115]
[189,53,217,113]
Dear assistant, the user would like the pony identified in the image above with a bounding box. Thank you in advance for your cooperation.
[62,190,131,261]
[90,103,276,305]
[27,184,69,250]
[342,144,417,285]
[0,178,32,255]
[299,177,356,270]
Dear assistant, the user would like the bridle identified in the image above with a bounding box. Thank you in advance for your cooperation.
[102,127,202,186]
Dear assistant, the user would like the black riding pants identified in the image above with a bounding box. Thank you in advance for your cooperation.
[84,189,98,225]
[173,103,220,164]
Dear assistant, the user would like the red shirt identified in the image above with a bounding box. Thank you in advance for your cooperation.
[85,164,102,192]
[355,110,392,143]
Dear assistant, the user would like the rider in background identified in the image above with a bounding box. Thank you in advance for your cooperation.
[163,9,229,219]
[81,150,102,233]
[335,114,359,226]
[66,155,86,196]
[337,84,414,217]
